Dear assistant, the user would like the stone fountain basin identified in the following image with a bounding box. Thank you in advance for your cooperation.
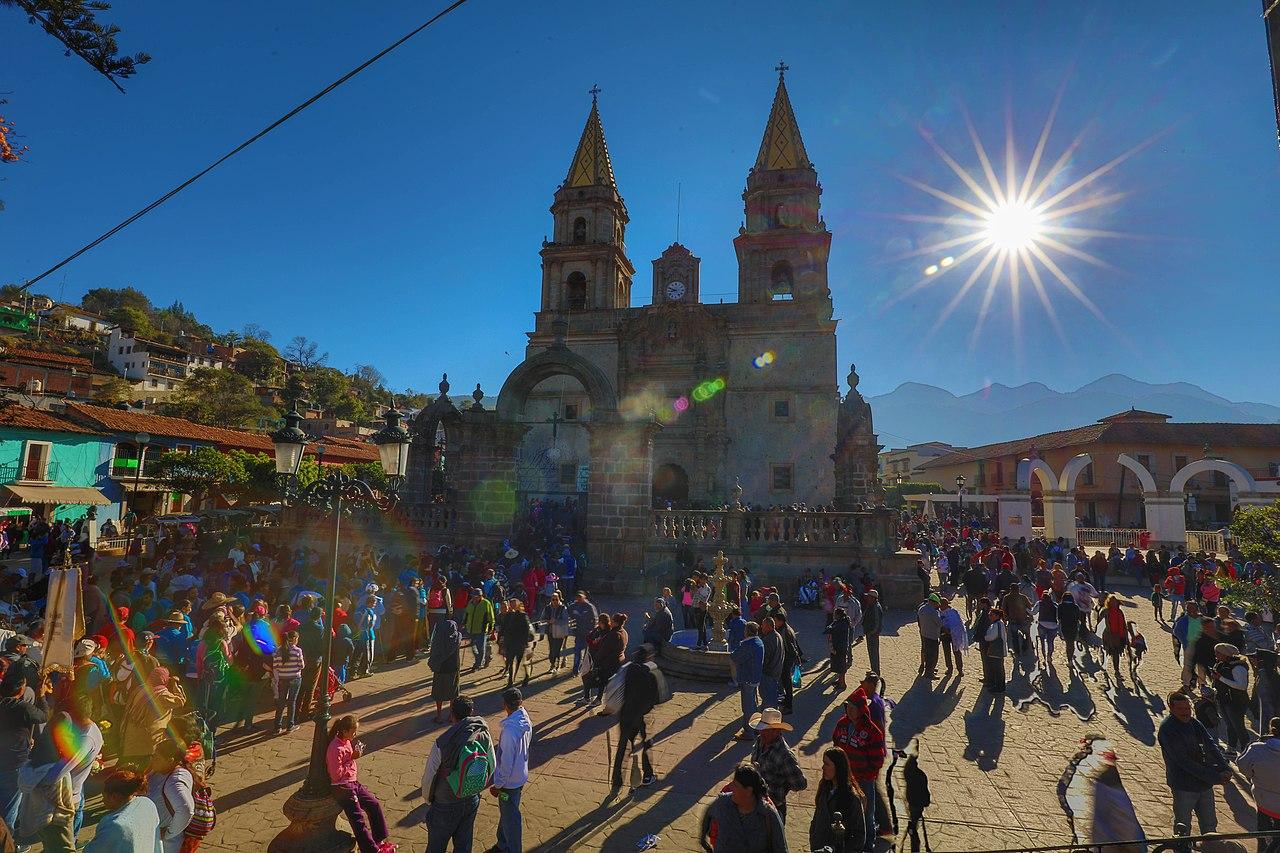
[655,628,733,682]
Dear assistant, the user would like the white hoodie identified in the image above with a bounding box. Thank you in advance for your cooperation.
[493,707,533,789]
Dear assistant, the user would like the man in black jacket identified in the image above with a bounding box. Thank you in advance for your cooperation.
[611,647,659,792]
[1157,691,1230,837]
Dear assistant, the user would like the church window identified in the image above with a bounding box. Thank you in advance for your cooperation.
[772,400,790,419]
[566,272,588,311]
[770,261,794,301]
[559,462,577,487]
[572,217,587,244]
[564,403,578,421]
[771,464,794,492]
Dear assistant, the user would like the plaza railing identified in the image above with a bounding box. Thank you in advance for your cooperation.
[1075,527,1146,549]
[1186,529,1225,555]
[651,508,885,547]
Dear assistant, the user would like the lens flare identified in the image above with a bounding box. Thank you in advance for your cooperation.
[751,351,776,369]
[673,396,689,413]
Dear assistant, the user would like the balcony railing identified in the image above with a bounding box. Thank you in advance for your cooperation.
[652,508,890,549]
[0,462,63,484]
[110,457,163,479]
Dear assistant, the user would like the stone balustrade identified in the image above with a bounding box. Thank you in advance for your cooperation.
[652,508,882,548]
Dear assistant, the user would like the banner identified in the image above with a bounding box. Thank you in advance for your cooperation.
[42,566,85,678]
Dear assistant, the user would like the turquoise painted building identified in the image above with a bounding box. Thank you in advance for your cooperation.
[0,404,111,522]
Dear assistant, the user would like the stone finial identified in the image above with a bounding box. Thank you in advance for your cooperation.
[439,373,450,396]
[551,317,569,348]
[847,363,860,393]
[471,383,485,410]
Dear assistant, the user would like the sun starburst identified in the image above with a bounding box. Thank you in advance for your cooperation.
[883,93,1163,353]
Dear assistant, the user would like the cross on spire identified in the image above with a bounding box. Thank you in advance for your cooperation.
[589,83,601,102]
[775,60,789,79]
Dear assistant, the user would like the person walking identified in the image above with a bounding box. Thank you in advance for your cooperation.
[698,764,788,853]
[809,747,865,853]
[462,592,495,673]
[1213,642,1252,757]
[490,687,532,853]
[589,614,628,708]
[326,714,395,853]
[980,608,1010,695]
[146,740,195,853]
[567,591,598,676]
[272,631,305,735]
[759,617,785,710]
[428,620,462,725]
[824,607,853,691]
[917,594,943,680]
[1157,690,1231,838]
[862,589,883,675]
[775,614,802,715]
[731,622,765,740]
[1235,717,1280,845]
[0,669,50,832]
[832,688,886,849]
[939,597,968,677]
[748,708,807,823]
[423,696,496,853]
[500,601,534,690]
[540,593,570,673]
[611,648,659,792]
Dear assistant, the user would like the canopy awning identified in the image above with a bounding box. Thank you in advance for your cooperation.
[0,484,110,506]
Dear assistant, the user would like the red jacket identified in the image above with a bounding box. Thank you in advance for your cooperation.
[832,713,886,781]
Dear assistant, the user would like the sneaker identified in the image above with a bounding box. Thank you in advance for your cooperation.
[641,774,656,787]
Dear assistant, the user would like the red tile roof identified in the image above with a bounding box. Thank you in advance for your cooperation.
[61,401,378,463]
[0,404,102,435]
[919,418,1280,469]
[0,346,95,369]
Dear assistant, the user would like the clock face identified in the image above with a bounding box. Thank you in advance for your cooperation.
[665,280,687,301]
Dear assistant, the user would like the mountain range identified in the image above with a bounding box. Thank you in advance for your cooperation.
[868,374,1280,448]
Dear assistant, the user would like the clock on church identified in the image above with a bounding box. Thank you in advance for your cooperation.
[665,281,686,301]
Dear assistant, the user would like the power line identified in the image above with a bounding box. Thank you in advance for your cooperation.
[20,0,474,289]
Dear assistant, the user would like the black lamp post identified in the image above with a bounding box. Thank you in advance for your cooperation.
[128,431,150,566]
[955,473,966,518]
[268,407,411,852]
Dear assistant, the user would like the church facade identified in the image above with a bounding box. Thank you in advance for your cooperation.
[512,70,870,509]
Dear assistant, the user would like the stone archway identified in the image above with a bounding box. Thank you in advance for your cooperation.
[496,335,619,420]
[653,463,689,506]
[1115,453,1184,548]
[1170,458,1258,495]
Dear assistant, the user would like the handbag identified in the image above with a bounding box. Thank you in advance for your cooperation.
[790,663,802,689]
[184,783,216,839]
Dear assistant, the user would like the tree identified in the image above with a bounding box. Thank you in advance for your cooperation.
[161,367,269,428]
[234,338,282,384]
[107,305,153,337]
[1232,501,1280,564]
[3,0,150,92]
[285,336,327,370]
[352,364,385,390]
[149,447,244,509]
[82,286,150,316]
[308,366,353,417]
[152,300,213,338]
[399,388,432,410]
[92,375,133,403]
[241,323,271,342]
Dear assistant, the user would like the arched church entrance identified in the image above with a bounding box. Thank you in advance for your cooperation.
[653,463,689,506]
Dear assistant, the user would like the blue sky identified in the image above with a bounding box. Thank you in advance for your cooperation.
[3,1,1277,403]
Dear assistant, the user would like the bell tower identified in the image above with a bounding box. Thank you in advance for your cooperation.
[733,64,833,316]
[539,87,635,315]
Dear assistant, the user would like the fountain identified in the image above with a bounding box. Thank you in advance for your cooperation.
[658,550,736,681]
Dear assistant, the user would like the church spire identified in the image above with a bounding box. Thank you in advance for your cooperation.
[564,85,618,190]
[753,62,812,172]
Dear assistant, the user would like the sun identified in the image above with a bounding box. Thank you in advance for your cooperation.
[882,91,1161,351]
[983,200,1043,252]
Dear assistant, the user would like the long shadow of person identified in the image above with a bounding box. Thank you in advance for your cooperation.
[888,676,965,749]
[962,690,1006,770]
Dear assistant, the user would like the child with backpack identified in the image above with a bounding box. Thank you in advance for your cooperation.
[326,714,396,853]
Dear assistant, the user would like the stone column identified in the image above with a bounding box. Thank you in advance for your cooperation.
[997,492,1033,541]
[1144,493,1188,548]
[585,416,661,573]
[1042,491,1078,546]
[448,413,528,550]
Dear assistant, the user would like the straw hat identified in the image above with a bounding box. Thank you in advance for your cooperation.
[201,592,232,611]
[163,610,186,625]
[748,708,792,732]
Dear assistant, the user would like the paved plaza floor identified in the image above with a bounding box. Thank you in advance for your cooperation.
[59,584,1259,852]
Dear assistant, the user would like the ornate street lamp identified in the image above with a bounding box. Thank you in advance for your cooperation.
[268,408,410,852]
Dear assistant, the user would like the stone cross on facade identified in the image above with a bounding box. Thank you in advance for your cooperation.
[706,550,734,649]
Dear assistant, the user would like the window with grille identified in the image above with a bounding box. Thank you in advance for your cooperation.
[771,464,793,491]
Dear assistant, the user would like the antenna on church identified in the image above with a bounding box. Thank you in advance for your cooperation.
[675,182,682,243]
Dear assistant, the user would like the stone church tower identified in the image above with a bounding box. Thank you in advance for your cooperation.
[509,69,869,508]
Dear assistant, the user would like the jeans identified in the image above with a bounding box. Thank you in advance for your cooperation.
[739,682,759,733]
[866,633,880,675]
[860,778,878,850]
[572,636,589,674]
[548,636,566,668]
[695,608,708,648]
[332,781,388,853]
[275,677,301,730]
[425,795,480,853]
[920,637,939,675]
[611,719,654,787]
[760,675,780,709]
[496,785,523,853]
[0,767,20,836]
[1172,787,1217,836]
[470,633,488,669]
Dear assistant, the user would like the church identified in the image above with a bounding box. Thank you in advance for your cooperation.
[507,68,878,510]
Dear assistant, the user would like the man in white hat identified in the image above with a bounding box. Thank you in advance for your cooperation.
[748,707,807,823]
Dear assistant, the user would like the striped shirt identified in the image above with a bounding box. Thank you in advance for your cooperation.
[272,645,304,681]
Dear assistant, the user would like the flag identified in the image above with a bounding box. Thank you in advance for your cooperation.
[42,566,85,678]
